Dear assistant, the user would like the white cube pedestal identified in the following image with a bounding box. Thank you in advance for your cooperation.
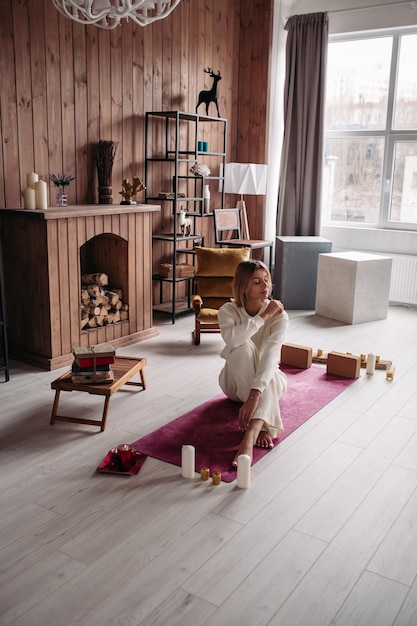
[315,251,392,324]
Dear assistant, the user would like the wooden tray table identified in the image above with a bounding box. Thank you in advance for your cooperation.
[50,356,146,431]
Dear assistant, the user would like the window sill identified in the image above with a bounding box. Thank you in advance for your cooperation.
[320,224,417,256]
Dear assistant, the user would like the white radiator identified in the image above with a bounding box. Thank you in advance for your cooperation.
[389,254,417,305]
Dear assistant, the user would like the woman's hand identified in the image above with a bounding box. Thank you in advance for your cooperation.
[260,299,284,321]
[238,390,261,430]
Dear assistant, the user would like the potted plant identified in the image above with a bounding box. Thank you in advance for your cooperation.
[49,173,75,207]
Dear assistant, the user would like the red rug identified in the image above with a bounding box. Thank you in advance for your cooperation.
[131,365,355,482]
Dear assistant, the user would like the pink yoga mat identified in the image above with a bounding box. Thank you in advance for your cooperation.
[130,365,355,482]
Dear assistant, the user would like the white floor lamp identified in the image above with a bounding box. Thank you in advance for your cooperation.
[222,163,268,239]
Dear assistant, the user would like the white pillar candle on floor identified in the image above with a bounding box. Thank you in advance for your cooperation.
[35,180,48,209]
[237,454,251,489]
[23,187,36,210]
[181,445,195,478]
[366,353,376,375]
[27,171,39,189]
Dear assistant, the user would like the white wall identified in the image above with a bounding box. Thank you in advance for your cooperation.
[291,0,417,33]
[269,0,417,256]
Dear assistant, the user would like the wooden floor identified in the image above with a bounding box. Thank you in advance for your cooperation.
[1,305,417,626]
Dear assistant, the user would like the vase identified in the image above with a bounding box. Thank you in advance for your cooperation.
[203,184,210,214]
[56,189,67,207]
[98,185,113,205]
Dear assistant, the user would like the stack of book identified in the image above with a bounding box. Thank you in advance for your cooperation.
[71,345,116,383]
[159,263,195,278]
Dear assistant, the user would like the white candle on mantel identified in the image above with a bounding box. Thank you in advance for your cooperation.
[237,454,251,489]
[35,179,48,210]
[23,187,36,210]
[181,445,195,478]
[27,171,39,189]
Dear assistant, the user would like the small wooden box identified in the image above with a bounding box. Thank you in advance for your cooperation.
[327,352,361,379]
[280,343,312,369]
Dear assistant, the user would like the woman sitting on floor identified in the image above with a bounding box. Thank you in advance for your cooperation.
[218,259,289,467]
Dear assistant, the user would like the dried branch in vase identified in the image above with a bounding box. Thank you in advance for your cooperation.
[96,140,119,204]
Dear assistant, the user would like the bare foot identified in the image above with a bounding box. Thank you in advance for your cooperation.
[256,430,274,449]
[232,440,253,467]
[232,419,264,467]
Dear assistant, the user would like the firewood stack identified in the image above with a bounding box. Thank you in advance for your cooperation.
[80,273,129,329]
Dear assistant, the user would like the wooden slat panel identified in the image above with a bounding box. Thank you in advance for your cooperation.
[0,0,19,207]
[57,219,71,355]
[67,217,81,351]
[127,212,138,333]
[86,24,100,204]
[12,0,35,193]
[110,26,123,190]
[47,219,62,357]
[29,0,49,190]
[60,16,77,197]
[122,22,134,181]
[162,13,173,111]
[73,22,89,205]
[44,2,63,201]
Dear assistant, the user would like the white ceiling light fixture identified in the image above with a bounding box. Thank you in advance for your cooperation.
[52,0,182,29]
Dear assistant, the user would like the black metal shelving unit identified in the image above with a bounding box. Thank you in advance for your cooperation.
[145,111,227,322]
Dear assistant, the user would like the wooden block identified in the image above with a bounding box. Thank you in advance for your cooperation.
[326,351,361,379]
[281,343,313,369]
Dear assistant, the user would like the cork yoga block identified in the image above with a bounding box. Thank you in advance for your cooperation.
[280,343,313,369]
[326,352,361,379]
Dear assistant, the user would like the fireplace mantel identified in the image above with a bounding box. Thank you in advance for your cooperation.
[2,204,158,220]
[0,204,160,370]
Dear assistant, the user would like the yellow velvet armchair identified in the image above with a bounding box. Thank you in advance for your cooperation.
[191,246,250,345]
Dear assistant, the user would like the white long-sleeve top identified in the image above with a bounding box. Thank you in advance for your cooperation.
[218,300,289,393]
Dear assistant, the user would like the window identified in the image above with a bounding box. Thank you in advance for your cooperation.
[322,31,417,230]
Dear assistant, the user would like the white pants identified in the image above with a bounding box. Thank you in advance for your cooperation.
[219,339,287,438]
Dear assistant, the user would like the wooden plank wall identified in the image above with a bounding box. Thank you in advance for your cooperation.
[0,0,273,255]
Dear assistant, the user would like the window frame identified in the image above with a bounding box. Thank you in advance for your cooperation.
[323,28,417,233]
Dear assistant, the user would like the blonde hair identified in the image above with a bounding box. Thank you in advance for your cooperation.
[233,260,272,307]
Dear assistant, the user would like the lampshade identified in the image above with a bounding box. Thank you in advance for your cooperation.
[52,0,182,29]
[223,162,268,196]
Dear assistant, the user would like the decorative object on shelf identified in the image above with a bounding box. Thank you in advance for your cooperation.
[196,67,222,117]
[189,162,211,177]
[51,0,182,29]
[178,206,192,237]
[221,162,268,239]
[23,187,36,210]
[23,171,39,209]
[35,179,48,210]
[203,184,211,214]
[119,176,145,205]
[158,191,185,199]
[96,140,118,205]
[193,235,203,249]
[27,171,39,189]
[159,263,194,278]
[49,173,75,207]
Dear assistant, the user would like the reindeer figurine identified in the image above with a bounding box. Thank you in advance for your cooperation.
[196,67,222,117]
[178,206,192,237]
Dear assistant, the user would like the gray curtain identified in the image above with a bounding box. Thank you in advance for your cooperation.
[277,12,328,236]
